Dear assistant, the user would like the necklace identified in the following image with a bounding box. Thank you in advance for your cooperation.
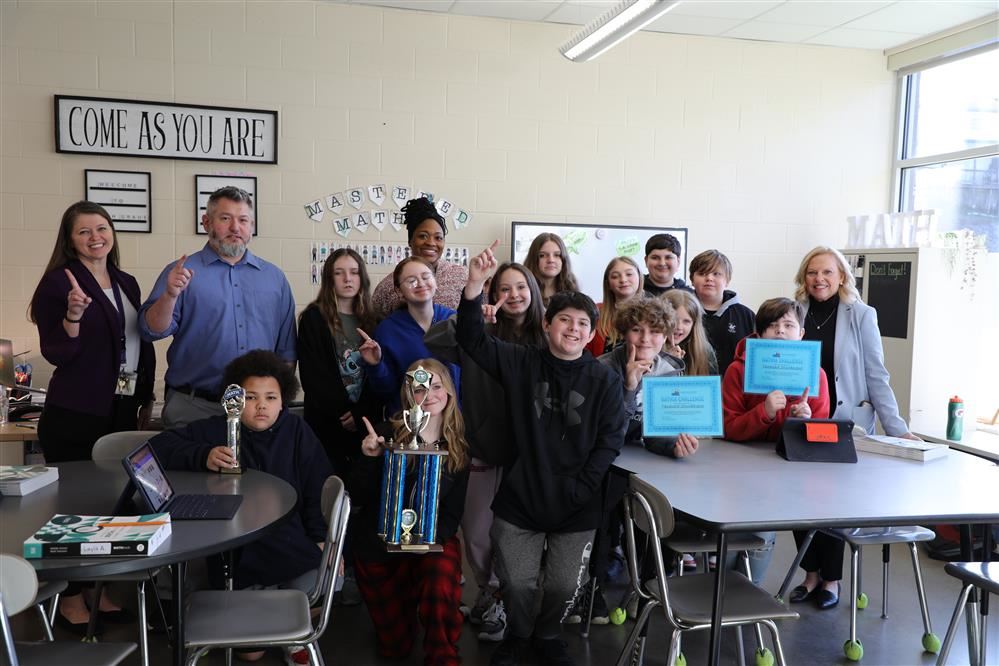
[809,307,835,330]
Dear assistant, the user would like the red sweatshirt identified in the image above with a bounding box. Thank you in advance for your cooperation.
[723,335,830,442]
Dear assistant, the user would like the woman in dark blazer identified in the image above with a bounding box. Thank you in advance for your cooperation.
[28,201,155,632]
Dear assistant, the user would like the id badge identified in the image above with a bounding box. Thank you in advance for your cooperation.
[116,369,137,396]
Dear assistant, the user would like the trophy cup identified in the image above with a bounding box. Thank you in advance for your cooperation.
[376,366,449,552]
[220,384,246,474]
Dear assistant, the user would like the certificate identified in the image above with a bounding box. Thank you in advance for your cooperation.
[642,376,723,438]
[743,338,821,395]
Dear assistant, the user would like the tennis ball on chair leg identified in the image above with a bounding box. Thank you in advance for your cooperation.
[610,607,627,625]
[755,647,775,666]
[844,639,864,661]
[675,652,687,666]
[856,592,868,610]
[922,632,941,654]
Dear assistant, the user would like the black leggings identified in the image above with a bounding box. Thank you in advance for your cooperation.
[793,530,845,582]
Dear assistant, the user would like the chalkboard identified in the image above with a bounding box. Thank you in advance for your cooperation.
[866,261,911,339]
[511,222,688,302]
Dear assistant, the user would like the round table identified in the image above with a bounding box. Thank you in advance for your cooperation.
[0,460,298,665]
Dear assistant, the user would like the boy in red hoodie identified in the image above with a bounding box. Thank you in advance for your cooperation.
[723,297,830,441]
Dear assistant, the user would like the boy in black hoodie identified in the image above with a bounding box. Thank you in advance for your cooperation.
[689,249,755,377]
[456,241,627,666]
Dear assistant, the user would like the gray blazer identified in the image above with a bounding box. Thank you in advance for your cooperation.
[803,297,908,436]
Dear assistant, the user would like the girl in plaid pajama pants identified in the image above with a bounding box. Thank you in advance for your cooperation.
[352,358,470,666]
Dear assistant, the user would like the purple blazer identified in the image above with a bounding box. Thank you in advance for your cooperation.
[31,261,155,417]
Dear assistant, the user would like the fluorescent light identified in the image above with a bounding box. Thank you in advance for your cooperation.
[559,0,681,62]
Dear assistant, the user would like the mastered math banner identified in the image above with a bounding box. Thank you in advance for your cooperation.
[642,376,724,438]
[743,339,821,395]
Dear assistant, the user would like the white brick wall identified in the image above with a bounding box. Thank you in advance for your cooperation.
[0,0,896,393]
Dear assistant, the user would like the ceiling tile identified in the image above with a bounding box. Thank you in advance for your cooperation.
[670,1,784,20]
[544,1,619,26]
[755,0,894,27]
[350,0,456,12]
[723,20,827,42]
[805,26,924,49]
[644,13,745,36]
[845,1,999,34]
[449,0,563,22]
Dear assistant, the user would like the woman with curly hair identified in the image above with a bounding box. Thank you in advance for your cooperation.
[371,197,469,316]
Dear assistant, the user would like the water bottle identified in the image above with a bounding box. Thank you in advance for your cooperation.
[946,396,964,441]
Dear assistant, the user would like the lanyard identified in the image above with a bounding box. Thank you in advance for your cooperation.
[109,279,127,367]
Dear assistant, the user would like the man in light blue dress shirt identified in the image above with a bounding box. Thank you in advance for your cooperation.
[140,186,296,428]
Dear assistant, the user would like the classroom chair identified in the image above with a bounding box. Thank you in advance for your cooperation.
[0,553,137,666]
[936,562,997,666]
[778,526,939,662]
[29,579,67,641]
[616,474,797,666]
[91,430,171,666]
[181,475,350,666]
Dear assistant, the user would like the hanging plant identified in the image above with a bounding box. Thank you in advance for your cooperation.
[938,229,986,300]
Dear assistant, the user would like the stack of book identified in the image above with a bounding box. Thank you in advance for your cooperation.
[854,433,949,462]
[23,513,172,558]
[0,465,59,496]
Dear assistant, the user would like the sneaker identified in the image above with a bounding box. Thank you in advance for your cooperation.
[491,635,529,666]
[334,573,362,607]
[284,647,310,665]
[532,637,575,666]
[708,554,717,571]
[478,600,506,642]
[681,553,697,571]
[461,586,497,624]
[565,585,609,625]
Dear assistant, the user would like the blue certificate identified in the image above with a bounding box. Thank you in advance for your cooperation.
[743,338,821,395]
[642,376,723,438]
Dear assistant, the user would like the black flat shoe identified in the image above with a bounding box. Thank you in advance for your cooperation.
[815,583,840,610]
[54,611,103,637]
[789,585,817,603]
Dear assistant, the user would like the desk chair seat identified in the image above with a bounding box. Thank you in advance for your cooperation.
[1,554,136,666]
[937,562,997,666]
[182,475,350,666]
[816,525,938,661]
[32,580,67,641]
[617,475,798,666]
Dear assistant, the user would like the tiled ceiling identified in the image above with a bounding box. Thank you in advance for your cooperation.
[339,0,998,50]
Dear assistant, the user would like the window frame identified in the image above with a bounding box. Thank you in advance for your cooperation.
[889,43,999,215]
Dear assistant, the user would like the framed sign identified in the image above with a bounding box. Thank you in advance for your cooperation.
[55,95,278,164]
[195,175,258,236]
[84,169,152,233]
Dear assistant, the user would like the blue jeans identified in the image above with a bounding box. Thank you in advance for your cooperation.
[723,532,776,587]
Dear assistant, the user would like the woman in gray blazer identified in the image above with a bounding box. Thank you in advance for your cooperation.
[786,246,919,610]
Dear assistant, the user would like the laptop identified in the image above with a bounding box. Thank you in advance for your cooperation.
[121,441,243,520]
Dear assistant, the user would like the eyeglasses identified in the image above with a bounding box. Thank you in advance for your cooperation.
[401,275,434,289]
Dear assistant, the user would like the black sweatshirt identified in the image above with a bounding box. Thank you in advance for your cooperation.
[701,289,755,377]
[455,294,626,533]
[150,410,333,588]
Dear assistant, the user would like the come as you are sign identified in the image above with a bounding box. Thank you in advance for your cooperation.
[55,95,277,164]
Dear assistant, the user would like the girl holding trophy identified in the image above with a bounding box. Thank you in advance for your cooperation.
[353,358,469,665]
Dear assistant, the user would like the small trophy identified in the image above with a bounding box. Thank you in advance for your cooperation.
[376,366,449,552]
[220,384,246,474]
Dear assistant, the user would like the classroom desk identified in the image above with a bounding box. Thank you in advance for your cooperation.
[916,428,999,463]
[0,460,298,666]
[0,421,36,464]
[614,440,999,666]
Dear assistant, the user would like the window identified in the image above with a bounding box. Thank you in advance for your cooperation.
[895,47,999,250]
[893,46,998,431]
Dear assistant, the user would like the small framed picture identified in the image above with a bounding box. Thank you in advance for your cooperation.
[84,169,152,233]
[194,175,258,235]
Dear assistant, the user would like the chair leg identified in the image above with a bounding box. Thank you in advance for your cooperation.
[46,592,59,629]
[777,529,814,601]
[307,641,325,666]
[582,578,597,638]
[136,579,149,666]
[760,619,786,666]
[881,543,890,619]
[667,629,683,666]
[907,542,939,653]
[616,600,656,666]
[844,544,864,661]
[736,625,746,665]
[34,603,54,641]
[937,584,972,666]
[965,597,982,666]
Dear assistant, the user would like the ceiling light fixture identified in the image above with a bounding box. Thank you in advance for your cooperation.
[559,0,681,62]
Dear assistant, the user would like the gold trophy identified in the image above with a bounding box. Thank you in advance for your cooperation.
[220,384,246,474]
[376,366,449,552]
